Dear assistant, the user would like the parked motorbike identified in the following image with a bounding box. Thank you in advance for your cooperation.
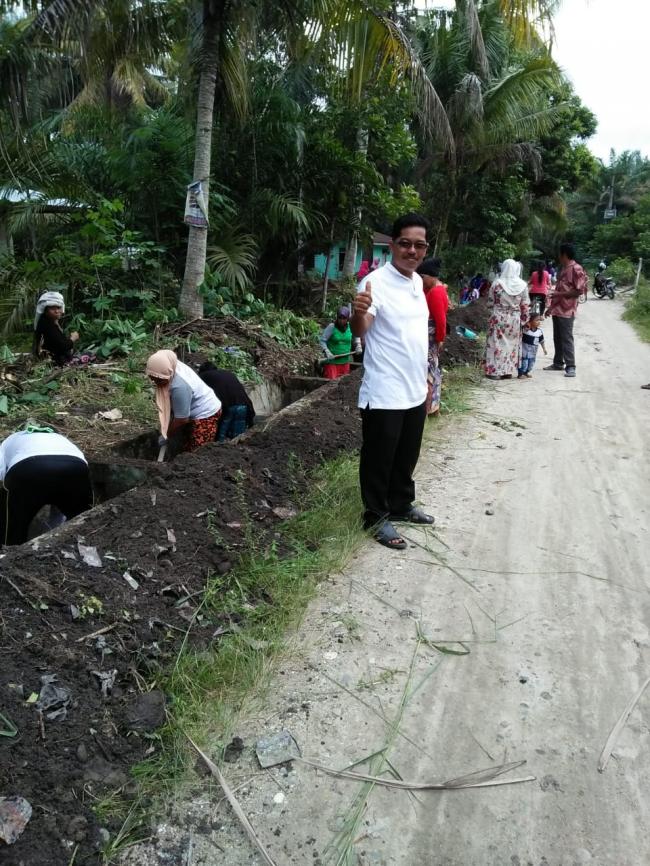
[593,272,616,299]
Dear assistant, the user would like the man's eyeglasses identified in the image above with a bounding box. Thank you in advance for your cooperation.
[395,239,429,251]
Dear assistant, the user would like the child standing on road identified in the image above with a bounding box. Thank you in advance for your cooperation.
[518,313,547,378]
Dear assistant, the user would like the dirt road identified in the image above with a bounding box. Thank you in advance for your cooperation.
[125,298,650,866]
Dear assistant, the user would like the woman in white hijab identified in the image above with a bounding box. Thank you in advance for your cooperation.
[33,291,95,366]
[33,291,78,365]
[484,259,530,379]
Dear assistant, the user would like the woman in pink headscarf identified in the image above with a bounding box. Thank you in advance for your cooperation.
[146,350,221,451]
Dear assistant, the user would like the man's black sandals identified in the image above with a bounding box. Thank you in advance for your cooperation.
[389,506,435,525]
[374,520,407,550]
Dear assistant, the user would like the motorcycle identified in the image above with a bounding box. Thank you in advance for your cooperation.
[592,272,616,299]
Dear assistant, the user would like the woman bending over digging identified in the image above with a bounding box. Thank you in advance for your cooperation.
[146,350,221,453]
[0,425,93,545]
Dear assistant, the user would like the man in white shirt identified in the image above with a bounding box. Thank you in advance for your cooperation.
[0,426,93,545]
[351,213,434,550]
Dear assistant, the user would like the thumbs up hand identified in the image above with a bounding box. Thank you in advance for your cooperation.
[353,281,373,316]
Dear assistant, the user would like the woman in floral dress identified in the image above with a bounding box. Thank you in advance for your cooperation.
[484,259,530,379]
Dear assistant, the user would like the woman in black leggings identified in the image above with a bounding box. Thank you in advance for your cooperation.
[0,427,93,545]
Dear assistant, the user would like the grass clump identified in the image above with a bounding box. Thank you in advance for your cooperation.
[623,277,650,343]
[132,453,365,799]
[99,366,480,839]
[441,365,482,415]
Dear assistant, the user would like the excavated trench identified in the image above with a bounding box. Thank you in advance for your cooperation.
[1,370,362,866]
[23,374,335,542]
[81,376,331,506]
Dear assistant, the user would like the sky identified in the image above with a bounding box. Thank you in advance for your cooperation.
[552,0,649,161]
[425,0,648,162]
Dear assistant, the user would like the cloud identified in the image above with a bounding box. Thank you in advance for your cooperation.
[417,0,647,162]
[553,0,649,161]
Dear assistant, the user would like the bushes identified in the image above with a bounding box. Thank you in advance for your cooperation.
[1,199,179,351]
[623,278,650,343]
[607,257,637,285]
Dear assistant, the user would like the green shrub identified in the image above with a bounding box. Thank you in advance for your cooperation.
[623,278,650,343]
[607,257,637,285]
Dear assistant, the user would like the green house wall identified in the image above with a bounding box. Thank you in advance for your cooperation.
[313,243,391,279]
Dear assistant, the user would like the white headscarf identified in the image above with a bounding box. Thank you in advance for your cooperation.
[34,291,65,329]
[495,259,527,296]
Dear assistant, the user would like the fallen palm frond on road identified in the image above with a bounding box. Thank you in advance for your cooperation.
[598,676,650,773]
[301,757,536,791]
[187,733,278,866]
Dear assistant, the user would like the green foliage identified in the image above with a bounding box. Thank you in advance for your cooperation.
[206,232,258,294]
[586,193,650,273]
[0,0,597,324]
[74,316,151,358]
[623,279,650,343]
[206,347,262,384]
[607,258,637,286]
[569,151,650,256]
[258,308,319,348]
[199,277,265,319]
[0,378,59,416]
[413,2,579,266]
[198,271,319,350]
[0,198,176,339]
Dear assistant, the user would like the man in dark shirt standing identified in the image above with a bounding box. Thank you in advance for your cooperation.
[545,242,587,378]
[198,362,255,440]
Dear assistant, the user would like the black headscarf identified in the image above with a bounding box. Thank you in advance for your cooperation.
[417,258,442,278]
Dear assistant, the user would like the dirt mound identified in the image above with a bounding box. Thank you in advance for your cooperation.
[0,316,322,456]
[0,373,361,866]
[163,316,321,380]
[442,298,489,367]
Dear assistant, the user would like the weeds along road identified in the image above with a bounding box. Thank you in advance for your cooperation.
[124,297,650,866]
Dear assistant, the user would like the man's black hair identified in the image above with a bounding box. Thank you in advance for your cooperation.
[198,361,216,374]
[417,257,442,278]
[559,242,576,261]
[391,212,429,239]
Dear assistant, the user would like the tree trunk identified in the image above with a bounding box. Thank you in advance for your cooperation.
[0,216,13,258]
[321,222,336,313]
[297,134,305,276]
[341,126,369,278]
[179,2,220,319]
[341,232,358,278]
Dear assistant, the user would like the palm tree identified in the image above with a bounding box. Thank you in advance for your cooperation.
[178,0,454,316]
[496,0,561,44]
[566,150,650,254]
[0,1,176,121]
[414,1,563,251]
[0,0,562,315]
[585,151,650,218]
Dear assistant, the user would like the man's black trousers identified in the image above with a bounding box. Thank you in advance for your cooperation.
[359,401,426,528]
[1,455,93,545]
[552,315,576,368]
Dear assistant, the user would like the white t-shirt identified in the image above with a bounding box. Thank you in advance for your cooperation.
[357,263,428,410]
[171,361,221,419]
[0,431,86,480]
